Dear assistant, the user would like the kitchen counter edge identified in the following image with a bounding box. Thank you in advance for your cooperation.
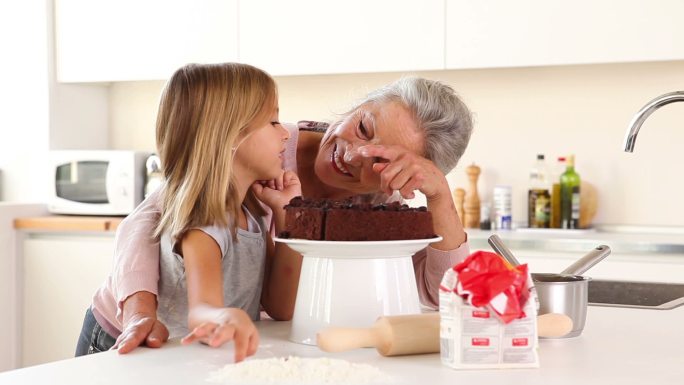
[14,216,123,232]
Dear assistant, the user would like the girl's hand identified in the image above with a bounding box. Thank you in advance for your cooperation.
[181,308,259,362]
[355,144,449,201]
[252,170,302,210]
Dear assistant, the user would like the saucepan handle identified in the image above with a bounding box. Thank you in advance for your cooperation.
[560,245,611,276]
[488,234,523,267]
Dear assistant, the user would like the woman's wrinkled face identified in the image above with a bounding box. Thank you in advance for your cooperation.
[314,101,425,194]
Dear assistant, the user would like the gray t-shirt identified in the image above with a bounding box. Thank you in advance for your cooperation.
[157,208,268,338]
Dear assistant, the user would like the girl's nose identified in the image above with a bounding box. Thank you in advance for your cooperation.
[281,124,290,141]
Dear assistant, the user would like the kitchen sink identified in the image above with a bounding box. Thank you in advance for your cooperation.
[588,279,684,310]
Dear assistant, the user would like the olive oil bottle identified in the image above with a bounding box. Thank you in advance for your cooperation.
[528,154,550,228]
[560,155,581,229]
[550,157,566,228]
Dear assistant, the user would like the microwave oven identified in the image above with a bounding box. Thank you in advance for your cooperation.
[49,150,151,215]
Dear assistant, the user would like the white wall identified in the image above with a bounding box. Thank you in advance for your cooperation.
[49,83,109,151]
[0,2,50,203]
[47,0,110,161]
[108,60,684,227]
[0,0,109,204]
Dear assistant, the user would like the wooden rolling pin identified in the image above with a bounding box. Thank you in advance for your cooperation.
[537,312,574,338]
[317,313,440,356]
[317,312,573,356]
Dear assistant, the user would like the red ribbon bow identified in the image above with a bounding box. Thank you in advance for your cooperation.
[454,251,531,323]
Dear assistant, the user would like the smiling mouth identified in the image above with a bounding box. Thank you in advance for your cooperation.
[331,144,353,177]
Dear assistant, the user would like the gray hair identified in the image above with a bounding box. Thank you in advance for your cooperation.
[355,77,473,174]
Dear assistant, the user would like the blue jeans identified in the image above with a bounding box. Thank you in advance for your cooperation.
[75,307,117,357]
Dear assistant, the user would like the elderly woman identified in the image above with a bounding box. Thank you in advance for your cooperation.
[100,76,473,353]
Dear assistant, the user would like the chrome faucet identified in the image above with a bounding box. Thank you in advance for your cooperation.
[623,91,684,152]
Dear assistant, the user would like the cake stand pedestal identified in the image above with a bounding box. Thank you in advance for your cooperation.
[274,237,442,345]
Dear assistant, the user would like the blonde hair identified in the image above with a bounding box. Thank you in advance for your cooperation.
[155,63,276,241]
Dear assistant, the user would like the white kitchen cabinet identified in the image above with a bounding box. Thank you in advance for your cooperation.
[21,233,113,367]
[54,0,238,82]
[238,0,444,76]
[0,205,48,372]
[445,0,684,69]
[54,0,684,82]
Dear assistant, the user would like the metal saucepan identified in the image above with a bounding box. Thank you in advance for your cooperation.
[488,234,611,338]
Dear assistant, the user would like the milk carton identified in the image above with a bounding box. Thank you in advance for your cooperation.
[439,251,539,369]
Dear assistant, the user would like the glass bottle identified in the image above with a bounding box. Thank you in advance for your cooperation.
[550,156,566,228]
[560,154,581,229]
[493,185,512,230]
[528,154,550,228]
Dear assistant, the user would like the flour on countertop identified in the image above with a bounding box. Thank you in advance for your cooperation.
[207,356,393,384]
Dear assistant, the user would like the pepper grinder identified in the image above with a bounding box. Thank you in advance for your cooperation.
[452,188,465,223]
[464,163,481,228]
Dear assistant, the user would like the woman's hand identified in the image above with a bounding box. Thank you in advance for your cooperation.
[355,144,450,201]
[354,144,466,250]
[252,170,302,210]
[112,315,169,353]
[112,291,169,354]
[181,307,259,362]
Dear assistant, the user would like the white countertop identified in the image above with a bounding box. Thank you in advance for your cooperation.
[2,305,683,385]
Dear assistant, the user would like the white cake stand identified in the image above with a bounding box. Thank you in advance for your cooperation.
[274,236,442,345]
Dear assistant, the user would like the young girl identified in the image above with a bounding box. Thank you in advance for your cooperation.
[75,63,302,362]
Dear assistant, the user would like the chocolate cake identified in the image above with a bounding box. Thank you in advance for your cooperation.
[281,197,435,241]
